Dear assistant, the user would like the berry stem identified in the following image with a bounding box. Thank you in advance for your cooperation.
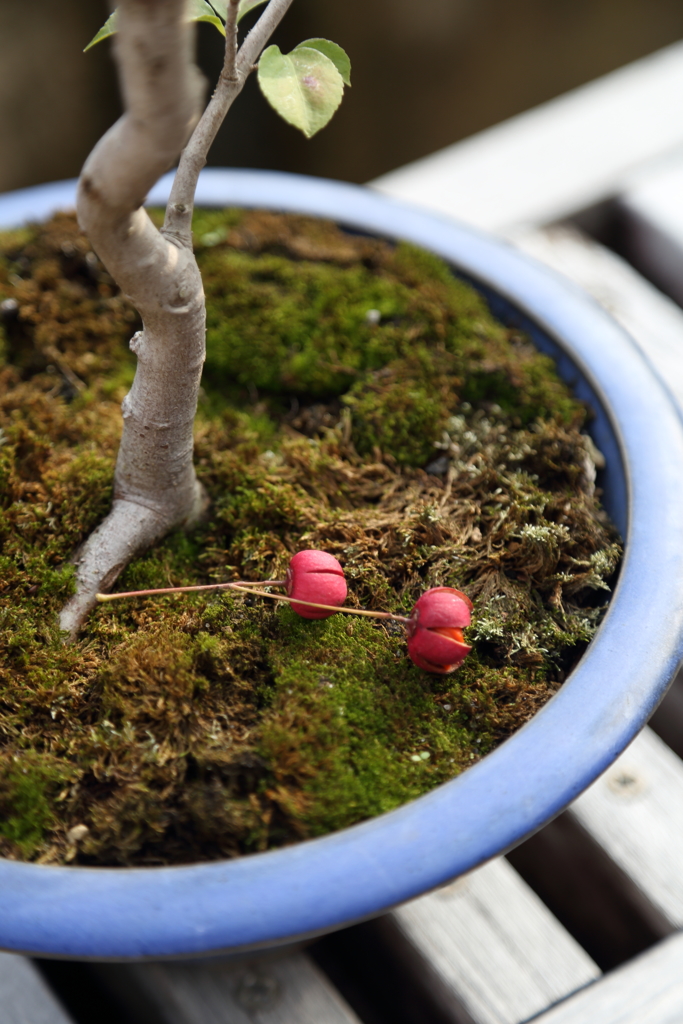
[228,583,411,622]
[95,580,286,602]
[95,580,410,623]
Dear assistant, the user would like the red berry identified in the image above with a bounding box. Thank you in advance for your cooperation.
[406,586,473,674]
[286,550,348,619]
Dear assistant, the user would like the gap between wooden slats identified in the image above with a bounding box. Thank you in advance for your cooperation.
[507,809,672,971]
[616,152,683,307]
[649,668,683,762]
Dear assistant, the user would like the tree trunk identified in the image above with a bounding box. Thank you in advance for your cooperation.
[59,0,206,637]
[59,0,296,637]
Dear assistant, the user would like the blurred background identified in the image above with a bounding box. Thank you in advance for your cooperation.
[2,0,683,192]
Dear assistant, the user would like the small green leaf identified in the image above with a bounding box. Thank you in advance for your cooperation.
[298,39,351,87]
[204,0,228,16]
[84,10,118,52]
[238,0,270,23]
[189,0,226,34]
[258,44,345,139]
[84,1,224,52]
[210,0,269,22]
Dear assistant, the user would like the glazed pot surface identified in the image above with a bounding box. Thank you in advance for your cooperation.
[1,170,682,960]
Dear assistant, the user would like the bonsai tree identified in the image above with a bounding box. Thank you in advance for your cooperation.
[59,0,350,636]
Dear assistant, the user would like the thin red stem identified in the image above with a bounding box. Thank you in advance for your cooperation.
[95,579,410,624]
[96,580,285,602]
[228,584,411,623]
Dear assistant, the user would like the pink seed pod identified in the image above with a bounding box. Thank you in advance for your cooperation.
[286,550,348,619]
[406,586,473,674]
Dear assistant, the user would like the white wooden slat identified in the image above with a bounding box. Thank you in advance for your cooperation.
[123,952,361,1024]
[534,932,683,1024]
[371,40,683,235]
[391,857,599,1024]
[0,954,74,1024]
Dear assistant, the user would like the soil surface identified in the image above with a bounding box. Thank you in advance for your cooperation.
[0,208,620,866]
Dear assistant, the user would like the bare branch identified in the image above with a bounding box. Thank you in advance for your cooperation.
[236,0,295,75]
[224,0,240,82]
[163,0,295,246]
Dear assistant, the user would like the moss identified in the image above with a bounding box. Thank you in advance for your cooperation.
[261,609,486,836]
[0,209,621,866]
[0,755,74,857]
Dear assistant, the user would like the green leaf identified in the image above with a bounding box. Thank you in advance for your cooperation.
[210,0,270,22]
[258,44,345,139]
[203,0,226,16]
[298,39,351,87]
[84,10,118,52]
[237,0,269,22]
[189,0,226,34]
[84,1,224,52]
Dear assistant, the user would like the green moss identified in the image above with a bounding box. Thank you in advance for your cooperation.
[261,609,481,835]
[0,756,73,856]
[0,209,620,866]
[343,355,454,464]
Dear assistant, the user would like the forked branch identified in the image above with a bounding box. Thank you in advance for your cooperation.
[60,0,327,638]
[164,0,296,246]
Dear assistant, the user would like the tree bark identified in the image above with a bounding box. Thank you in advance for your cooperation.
[59,0,206,637]
[60,0,296,637]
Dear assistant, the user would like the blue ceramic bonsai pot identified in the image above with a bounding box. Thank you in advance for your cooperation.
[1,170,683,960]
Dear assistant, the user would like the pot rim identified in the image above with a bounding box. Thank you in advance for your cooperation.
[2,169,683,960]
